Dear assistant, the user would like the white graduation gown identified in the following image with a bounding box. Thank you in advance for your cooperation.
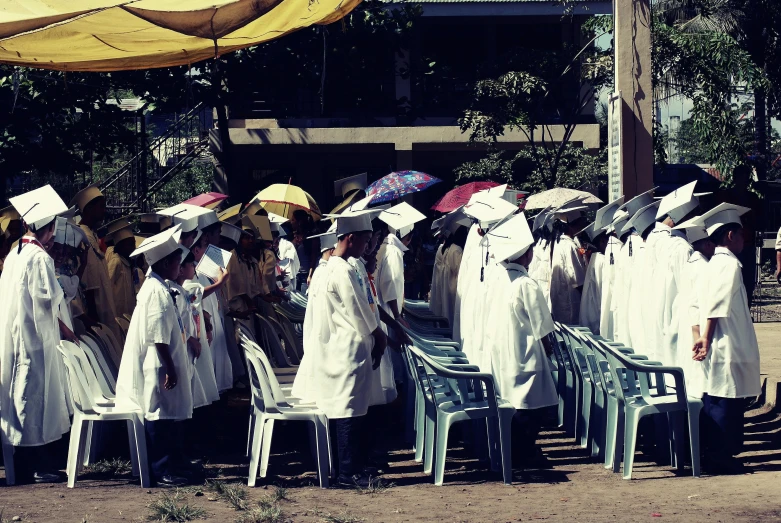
[195,271,233,392]
[452,224,482,352]
[676,251,708,398]
[700,248,761,399]
[351,257,396,406]
[527,238,552,307]
[599,236,622,339]
[429,245,445,317]
[439,244,463,327]
[621,236,648,354]
[182,280,220,404]
[550,235,586,325]
[168,281,210,409]
[291,258,328,404]
[0,241,71,446]
[311,257,379,418]
[636,223,670,360]
[654,230,693,369]
[115,273,193,421]
[612,234,639,346]
[579,252,604,334]
[374,234,408,377]
[277,238,300,283]
[484,262,558,410]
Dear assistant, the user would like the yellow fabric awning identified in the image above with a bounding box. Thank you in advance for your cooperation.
[0,0,361,72]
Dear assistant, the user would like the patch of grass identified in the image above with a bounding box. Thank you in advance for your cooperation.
[82,458,132,477]
[235,504,283,523]
[355,476,394,495]
[321,512,364,523]
[147,490,206,522]
[271,486,289,503]
[205,479,249,511]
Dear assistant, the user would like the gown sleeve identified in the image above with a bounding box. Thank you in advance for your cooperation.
[378,248,405,303]
[333,266,379,336]
[565,240,586,288]
[146,289,175,345]
[520,277,554,341]
[703,260,739,320]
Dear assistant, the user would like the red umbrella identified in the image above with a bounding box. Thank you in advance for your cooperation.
[183,192,228,209]
[431,181,500,213]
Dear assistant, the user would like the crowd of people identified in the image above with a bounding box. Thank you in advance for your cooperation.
[0,175,761,488]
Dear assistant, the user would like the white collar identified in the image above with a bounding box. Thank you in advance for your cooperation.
[384,234,409,252]
[502,261,528,274]
[714,246,739,265]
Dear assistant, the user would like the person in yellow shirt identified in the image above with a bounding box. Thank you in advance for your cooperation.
[106,223,146,320]
[70,185,122,341]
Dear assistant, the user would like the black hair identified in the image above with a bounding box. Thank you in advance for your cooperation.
[182,251,195,265]
[151,249,182,275]
[640,223,655,240]
[202,222,222,235]
[710,222,741,246]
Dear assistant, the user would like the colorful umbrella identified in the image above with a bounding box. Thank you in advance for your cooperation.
[430,181,500,213]
[183,192,228,209]
[366,170,441,204]
[253,183,321,221]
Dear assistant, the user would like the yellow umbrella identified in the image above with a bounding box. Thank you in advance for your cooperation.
[253,184,321,221]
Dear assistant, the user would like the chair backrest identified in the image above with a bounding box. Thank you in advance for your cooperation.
[241,341,280,413]
[272,313,304,360]
[57,342,99,414]
[76,335,115,398]
[116,316,131,338]
[81,333,117,390]
[238,332,291,408]
[91,324,123,371]
[255,314,297,367]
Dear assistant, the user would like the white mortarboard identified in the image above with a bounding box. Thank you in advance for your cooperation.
[607,209,630,235]
[553,198,589,223]
[334,173,368,198]
[378,202,426,238]
[621,201,660,236]
[693,203,751,236]
[323,208,382,236]
[267,212,289,225]
[54,217,87,248]
[672,216,710,243]
[655,181,711,223]
[131,225,183,266]
[159,204,209,233]
[594,197,624,231]
[620,187,657,217]
[197,209,220,230]
[241,215,273,242]
[532,206,553,232]
[309,223,338,252]
[220,222,245,244]
[10,185,69,231]
[481,213,534,263]
[463,192,517,227]
[577,222,604,242]
[483,184,508,197]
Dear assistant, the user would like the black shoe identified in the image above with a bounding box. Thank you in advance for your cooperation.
[157,474,189,487]
[33,472,61,484]
[335,473,371,489]
[366,456,390,475]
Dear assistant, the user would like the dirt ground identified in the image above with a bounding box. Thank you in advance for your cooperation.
[1,326,780,523]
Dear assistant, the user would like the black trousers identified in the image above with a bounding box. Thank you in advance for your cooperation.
[702,394,745,458]
[145,419,183,480]
[334,416,368,477]
[13,442,57,481]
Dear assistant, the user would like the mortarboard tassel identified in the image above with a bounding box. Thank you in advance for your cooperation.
[610,251,614,265]
[629,237,633,257]
[480,266,484,282]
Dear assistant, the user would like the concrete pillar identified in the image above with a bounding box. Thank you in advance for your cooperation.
[396,149,414,171]
[614,0,654,198]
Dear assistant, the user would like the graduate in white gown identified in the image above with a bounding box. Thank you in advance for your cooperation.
[549,200,589,325]
[307,209,388,487]
[452,222,481,359]
[482,213,558,465]
[599,210,628,339]
[0,186,74,483]
[430,225,466,327]
[429,239,445,316]
[527,207,554,307]
[116,226,194,486]
[692,204,759,474]
[669,220,714,399]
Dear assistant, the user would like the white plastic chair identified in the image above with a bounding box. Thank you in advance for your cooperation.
[57,341,150,488]
[240,340,331,488]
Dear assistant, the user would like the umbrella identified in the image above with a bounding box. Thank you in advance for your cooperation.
[183,192,228,209]
[431,181,500,213]
[253,184,321,221]
[524,187,602,211]
[366,171,441,204]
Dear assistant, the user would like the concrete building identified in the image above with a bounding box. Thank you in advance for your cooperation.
[214,0,610,211]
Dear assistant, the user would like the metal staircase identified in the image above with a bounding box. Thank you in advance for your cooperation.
[99,103,212,215]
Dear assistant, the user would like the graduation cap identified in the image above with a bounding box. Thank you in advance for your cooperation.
[218,203,243,224]
[309,222,338,252]
[378,202,426,238]
[621,201,660,236]
[577,222,604,242]
[594,197,625,231]
[70,184,104,214]
[481,213,534,263]
[138,213,173,236]
[242,201,266,217]
[607,209,630,235]
[463,192,517,227]
[620,187,657,217]
[531,206,553,232]
[220,222,246,244]
[241,215,273,242]
[130,225,183,266]
[0,217,10,237]
[0,205,21,222]
[159,203,213,233]
[552,198,589,224]
[693,202,751,236]
[267,212,289,225]
[323,208,382,237]
[655,181,711,223]
[10,185,69,232]
[672,216,710,243]
[334,173,368,198]
[54,216,88,248]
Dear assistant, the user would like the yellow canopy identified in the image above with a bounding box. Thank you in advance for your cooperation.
[0,0,361,72]
[253,183,321,221]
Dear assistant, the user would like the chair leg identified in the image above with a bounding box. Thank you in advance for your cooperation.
[423,403,436,475]
[259,418,275,478]
[67,413,86,488]
[497,410,514,485]
[82,420,94,468]
[604,400,617,469]
[404,378,416,445]
[2,442,15,486]
[485,416,500,473]
[247,415,265,487]
[132,417,151,488]
[622,409,641,480]
[670,412,686,472]
[579,383,592,449]
[433,415,452,486]
[612,407,625,474]
[126,421,139,477]
[313,416,330,489]
[246,409,255,458]
[687,406,701,478]
[414,392,425,463]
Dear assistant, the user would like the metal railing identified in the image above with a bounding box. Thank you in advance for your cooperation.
[100,103,211,215]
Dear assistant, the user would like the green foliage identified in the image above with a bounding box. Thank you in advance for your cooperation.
[147,490,206,522]
[82,458,132,477]
[205,479,250,511]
